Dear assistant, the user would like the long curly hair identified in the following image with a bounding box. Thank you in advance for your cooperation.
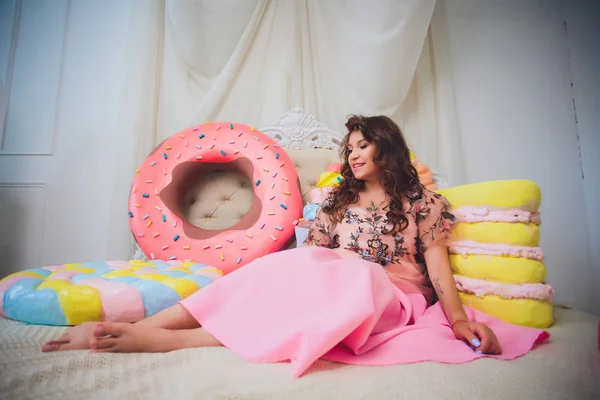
[322,115,423,235]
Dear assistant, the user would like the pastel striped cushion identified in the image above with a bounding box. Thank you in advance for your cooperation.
[0,260,223,326]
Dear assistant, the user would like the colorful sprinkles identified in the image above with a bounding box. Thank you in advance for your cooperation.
[131,123,299,269]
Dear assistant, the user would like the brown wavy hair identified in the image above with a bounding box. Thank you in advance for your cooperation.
[322,115,423,235]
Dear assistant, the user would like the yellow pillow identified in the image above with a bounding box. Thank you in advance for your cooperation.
[449,254,546,283]
[450,222,540,247]
[436,180,541,211]
[459,292,553,328]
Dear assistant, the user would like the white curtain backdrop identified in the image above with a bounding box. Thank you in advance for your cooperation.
[104,0,463,258]
[158,0,436,135]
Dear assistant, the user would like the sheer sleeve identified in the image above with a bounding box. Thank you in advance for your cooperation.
[303,200,339,249]
[417,190,456,251]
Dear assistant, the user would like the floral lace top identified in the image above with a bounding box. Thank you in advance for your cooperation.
[304,188,456,304]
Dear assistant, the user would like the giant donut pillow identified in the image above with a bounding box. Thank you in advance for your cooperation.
[436,180,554,328]
[0,260,223,326]
[129,122,303,274]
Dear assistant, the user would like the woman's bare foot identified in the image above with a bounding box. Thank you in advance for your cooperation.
[89,322,222,353]
[42,321,100,352]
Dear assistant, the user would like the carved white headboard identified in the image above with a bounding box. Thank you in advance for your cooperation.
[260,107,343,150]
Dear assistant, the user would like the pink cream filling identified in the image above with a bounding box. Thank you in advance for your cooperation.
[454,275,554,302]
[448,240,544,260]
[452,206,541,224]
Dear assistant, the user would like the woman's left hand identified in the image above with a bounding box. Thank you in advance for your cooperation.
[452,321,502,355]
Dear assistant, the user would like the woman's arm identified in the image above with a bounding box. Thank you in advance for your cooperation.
[424,245,502,354]
[424,245,468,325]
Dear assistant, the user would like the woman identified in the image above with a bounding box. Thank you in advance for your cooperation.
[43,115,548,377]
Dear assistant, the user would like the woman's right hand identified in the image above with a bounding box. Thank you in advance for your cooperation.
[41,321,98,352]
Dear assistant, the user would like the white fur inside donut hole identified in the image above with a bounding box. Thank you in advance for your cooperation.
[159,158,262,238]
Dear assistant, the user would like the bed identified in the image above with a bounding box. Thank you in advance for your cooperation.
[1,109,598,399]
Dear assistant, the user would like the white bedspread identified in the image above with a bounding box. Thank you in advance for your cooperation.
[1,307,598,400]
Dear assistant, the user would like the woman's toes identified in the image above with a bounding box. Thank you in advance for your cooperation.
[93,322,124,338]
[42,340,80,352]
[42,341,63,352]
[90,337,118,349]
[56,332,70,342]
[93,323,105,338]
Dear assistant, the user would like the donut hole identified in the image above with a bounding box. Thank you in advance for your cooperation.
[160,158,262,240]
[184,171,253,229]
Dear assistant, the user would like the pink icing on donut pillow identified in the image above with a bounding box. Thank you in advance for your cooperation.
[129,122,303,274]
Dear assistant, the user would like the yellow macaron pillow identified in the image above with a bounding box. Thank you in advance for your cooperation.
[436,180,541,211]
[458,292,553,329]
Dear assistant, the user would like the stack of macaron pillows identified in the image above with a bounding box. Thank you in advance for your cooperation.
[301,152,554,329]
[438,180,553,328]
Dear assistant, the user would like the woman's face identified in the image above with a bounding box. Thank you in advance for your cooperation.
[347,130,380,181]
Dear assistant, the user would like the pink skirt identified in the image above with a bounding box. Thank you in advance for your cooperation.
[180,247,549,377]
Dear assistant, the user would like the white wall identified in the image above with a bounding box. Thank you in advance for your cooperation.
[0,0,141,277]
[433,0,599,314]
[560,0,600,314]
